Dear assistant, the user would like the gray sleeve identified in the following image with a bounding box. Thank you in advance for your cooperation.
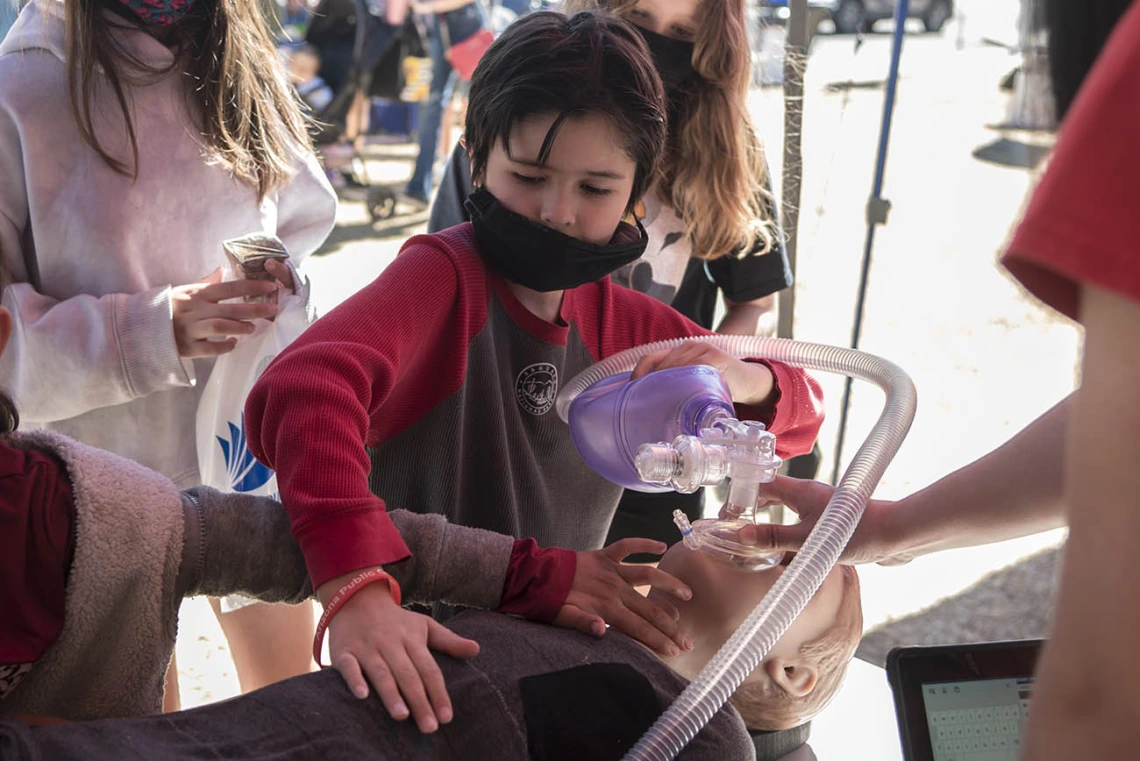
[427,141,473,233]
[178,489,513,610]
[386,510,514,610]
[178,487,312,604]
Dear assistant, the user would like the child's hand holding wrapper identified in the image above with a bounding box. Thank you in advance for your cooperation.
[222,233,296,306]
[171,233,295,357]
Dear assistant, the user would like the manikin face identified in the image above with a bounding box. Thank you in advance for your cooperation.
[481,111,637,247]
[650,541,854,691]
[626,0,700,41]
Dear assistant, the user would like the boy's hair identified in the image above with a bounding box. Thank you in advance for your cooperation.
[464,10,666,214]
[66,0,312,200]
[729,567,863,731]
[564,0,777,260]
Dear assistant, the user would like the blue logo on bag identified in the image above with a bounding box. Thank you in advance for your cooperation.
[216,414,275,492]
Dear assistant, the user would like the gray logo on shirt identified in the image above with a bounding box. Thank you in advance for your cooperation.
[516,363,559,416]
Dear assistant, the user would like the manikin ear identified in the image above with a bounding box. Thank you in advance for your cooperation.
[764,658,819,698]
[0,306,13,357]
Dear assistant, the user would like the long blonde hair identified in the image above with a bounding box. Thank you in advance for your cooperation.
[66,0,312,199]
[563,0,775,259]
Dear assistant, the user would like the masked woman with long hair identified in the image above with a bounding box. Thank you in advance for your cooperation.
[428,0,791,558]
[0,0,336,705]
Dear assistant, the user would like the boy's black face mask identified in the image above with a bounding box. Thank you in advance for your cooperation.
[464,188,648,292]
[635,25,698,98]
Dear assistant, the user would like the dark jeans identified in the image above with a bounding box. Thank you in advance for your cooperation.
[406,3,487,199]
[406,16,456,200]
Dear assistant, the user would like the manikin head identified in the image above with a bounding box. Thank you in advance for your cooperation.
[649,542,863,730]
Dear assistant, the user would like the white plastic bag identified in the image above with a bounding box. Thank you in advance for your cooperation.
[195,258,314,612]
[196,275,313,498]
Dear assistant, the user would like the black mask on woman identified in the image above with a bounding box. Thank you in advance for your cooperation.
[464,188,648,293]
[635,25,698,98]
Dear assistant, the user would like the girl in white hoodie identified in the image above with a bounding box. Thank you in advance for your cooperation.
[0,0,337,702]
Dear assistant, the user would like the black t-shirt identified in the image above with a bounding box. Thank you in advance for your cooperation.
[671,246,792,330]
[427,141,792,330]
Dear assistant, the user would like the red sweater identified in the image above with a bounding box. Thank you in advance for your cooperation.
[0,441,74,699]
[245,224,824,598]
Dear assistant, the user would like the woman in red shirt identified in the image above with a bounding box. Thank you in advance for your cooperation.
[739,1,1140,757]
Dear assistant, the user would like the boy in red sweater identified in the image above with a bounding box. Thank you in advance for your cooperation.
[245,10,824,734]
[0,255,687,722]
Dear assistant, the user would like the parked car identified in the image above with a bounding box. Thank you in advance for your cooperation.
[755,0,836,48]
[821,0,953,34]
[758,0,953,35]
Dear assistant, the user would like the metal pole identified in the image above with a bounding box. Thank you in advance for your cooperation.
[830,0,909,485]
[777,0,809,342]
[770,0,811,523]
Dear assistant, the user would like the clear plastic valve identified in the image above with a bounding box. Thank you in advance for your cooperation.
[635,423,781,505]
[671,510,783,572]
[635,436,729,493]
[634,444,683,485]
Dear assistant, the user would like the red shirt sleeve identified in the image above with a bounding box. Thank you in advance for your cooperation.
[0,442,75,667]
[244,237,487,589]
[738,359,826,459]
[496,539,576,623]
[1002,2,1140,320]
[573,281,825,459]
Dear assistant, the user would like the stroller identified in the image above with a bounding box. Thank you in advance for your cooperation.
[298,0,430,221]
[297,0,501,221]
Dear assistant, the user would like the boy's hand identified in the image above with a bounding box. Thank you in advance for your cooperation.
[321,580,480,733]
[736,476,913,566]
[629,340,775,405]
[553,538,694,656]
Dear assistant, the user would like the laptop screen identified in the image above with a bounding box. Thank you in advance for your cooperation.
[920,677,1033,760]
[886,640,1043,761]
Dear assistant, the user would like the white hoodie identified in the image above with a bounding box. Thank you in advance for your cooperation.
[0,0,337,486]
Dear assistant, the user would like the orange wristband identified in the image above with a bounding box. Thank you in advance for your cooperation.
[312,568,402,666]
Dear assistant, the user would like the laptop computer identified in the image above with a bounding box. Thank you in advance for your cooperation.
[886,640,1044,761]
